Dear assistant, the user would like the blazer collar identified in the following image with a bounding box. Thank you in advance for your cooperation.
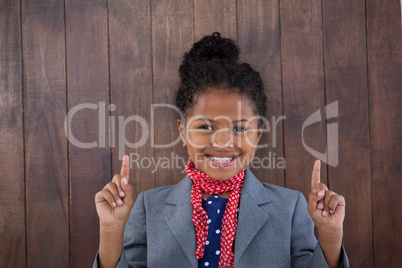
[234,168,272,263]
[164,176,197,267]
[240,168,272,205]
[164,168,272,266]
[165,175,192,205]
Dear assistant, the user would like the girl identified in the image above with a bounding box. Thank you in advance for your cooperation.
[94,32,348,268]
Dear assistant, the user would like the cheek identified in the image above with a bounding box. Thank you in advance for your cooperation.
[238,132,260,147]
[187,132,211,147]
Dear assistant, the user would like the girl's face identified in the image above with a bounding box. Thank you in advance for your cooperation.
[177,88,264,181]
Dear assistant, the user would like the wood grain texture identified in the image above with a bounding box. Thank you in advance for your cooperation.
[22,0,69,267]
[2,1,402,266]
[194,0,237,41]
[367,0,402,266]
[280,0,328,196]
[237,0,284,186]
[0,1,25,267]
[152,0,194,187]
[323,0,373,266]
[109,0,154,198]
[65,0,111,266]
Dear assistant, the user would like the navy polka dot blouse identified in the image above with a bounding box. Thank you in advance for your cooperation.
[198,196,228,268]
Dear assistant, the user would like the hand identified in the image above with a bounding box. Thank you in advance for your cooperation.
[95,155,135,228]
[307,160,345,233]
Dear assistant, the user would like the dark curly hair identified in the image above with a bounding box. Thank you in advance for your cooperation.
[174,32,267,127]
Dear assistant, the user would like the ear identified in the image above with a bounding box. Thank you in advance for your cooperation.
[177,118,187,144]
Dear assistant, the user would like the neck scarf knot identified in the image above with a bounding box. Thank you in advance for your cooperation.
[185,160,245,268]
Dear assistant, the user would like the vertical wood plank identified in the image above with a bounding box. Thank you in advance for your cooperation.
[0,0,25,267]
[367,0,402,266]
[65,0,110,266]
[194,0,237,41]
[152,0,194,187]
[237,0,284,186]
[323,0,373,266]
[280,0,327,196]
[22,0,69,267]
[109,0,153,198]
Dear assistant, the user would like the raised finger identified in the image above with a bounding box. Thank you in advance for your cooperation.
[311,160,321,193]
[120,155,130,180]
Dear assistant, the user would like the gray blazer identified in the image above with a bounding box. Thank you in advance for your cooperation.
[94,168,349,267]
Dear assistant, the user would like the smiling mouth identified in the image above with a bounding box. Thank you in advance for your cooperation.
[205,155,239,163]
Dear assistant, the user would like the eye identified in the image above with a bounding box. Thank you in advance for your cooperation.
[199,125,213,130]
[233,126,247,132]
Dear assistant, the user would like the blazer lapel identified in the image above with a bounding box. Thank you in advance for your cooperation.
[162,170,272,266]
[164,177,198,268]
[234,169,272,264]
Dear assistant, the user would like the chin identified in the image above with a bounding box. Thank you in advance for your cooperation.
[206,166,244,181]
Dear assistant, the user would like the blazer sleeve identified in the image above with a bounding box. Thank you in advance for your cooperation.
[291,192,349,268]
[93,191,148,268]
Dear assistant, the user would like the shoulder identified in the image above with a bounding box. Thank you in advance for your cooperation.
[142,183,177,198]
[240,169,313,235]
[137,176,192,207]
[243,168,306,210]
[261,181,303,201]
[138,184,175,207]
[261,181,308,211]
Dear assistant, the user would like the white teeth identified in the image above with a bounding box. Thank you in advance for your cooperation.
[208,156,234,163]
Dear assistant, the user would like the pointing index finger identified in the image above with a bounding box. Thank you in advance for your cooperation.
[311,160,321,193]
[120,155,130,180]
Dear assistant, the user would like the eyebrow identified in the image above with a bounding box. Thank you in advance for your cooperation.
[194,117,249,123]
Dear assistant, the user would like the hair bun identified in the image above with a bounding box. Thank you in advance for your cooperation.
[176,32,267,122]
[183,32,239,65]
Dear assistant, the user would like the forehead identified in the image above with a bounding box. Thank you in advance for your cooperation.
[189,89,257,120]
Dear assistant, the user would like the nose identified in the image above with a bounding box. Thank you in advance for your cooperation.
[211,129,233,148]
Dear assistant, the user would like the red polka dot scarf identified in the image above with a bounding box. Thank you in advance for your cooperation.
[186,160,245,268]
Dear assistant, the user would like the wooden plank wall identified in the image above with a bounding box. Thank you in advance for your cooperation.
[22,0,69,267]
[0,0,401,267]
[0,1,25,267]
